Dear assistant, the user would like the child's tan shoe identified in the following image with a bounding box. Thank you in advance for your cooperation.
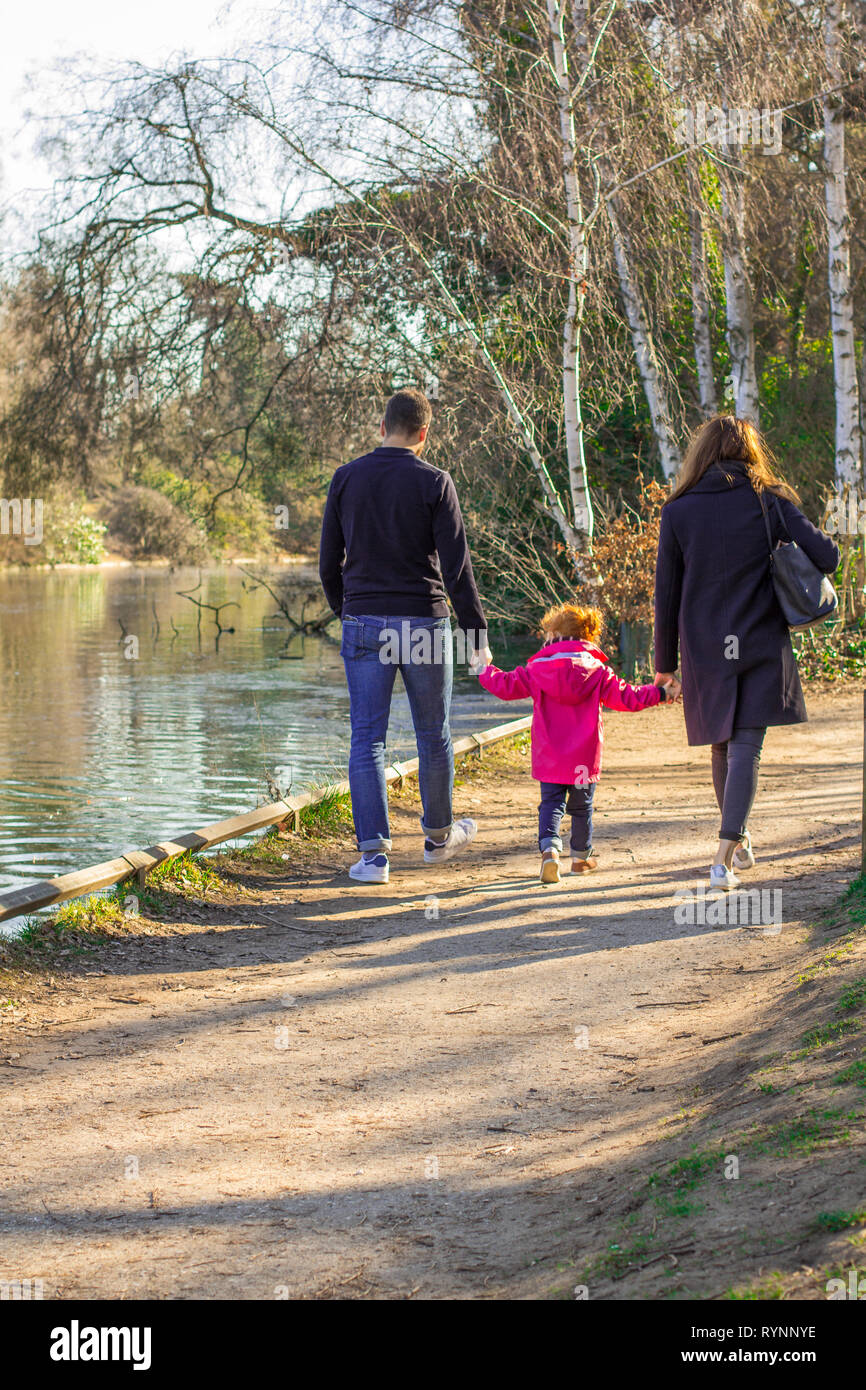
[571,857,598,874]
[540,849,561,884]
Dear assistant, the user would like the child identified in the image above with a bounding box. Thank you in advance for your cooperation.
[477,603,680,883]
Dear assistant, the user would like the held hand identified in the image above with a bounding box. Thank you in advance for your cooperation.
[469,645,493,674]
[662,677,682,702]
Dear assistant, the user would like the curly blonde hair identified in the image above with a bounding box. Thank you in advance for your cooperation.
[539,603,603,643]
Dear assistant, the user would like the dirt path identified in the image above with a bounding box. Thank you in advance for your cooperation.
[2,688,866,1300]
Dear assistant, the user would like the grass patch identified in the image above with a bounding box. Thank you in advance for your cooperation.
[297,787,353,838]
[147,851,224,894]
[795,1019,861,1056]
[838,978,866,1013]
[649,1147,727,1192]
[747,1107,860,1157]
[816,1210,866,1233]
[834,1059,866,1089]
[225,826,290,866]
[1,896,125,964]
[723,1273,786,1300]
[586,1230,656,1281]
[842,876,866,929]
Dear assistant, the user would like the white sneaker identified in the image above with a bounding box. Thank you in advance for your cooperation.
[423,818,477,864]
[709,864,740,893]
[349,853,389,884]
[732,833,755,871]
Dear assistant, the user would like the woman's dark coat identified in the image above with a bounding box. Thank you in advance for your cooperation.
[653,459,840,746]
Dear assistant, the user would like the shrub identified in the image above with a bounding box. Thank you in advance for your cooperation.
[591,477,667,634]
[42,491,107,565]
[102,485,210,564]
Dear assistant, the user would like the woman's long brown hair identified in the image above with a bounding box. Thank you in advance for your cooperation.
[665,415,800,505]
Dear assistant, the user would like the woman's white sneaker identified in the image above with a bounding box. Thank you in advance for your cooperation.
[424,818,478,864]
[709,864,740,892]
[349,853,389,884]
[732,833,755,871]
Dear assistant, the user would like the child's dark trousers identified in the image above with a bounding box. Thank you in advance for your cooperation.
[538,782,595,857]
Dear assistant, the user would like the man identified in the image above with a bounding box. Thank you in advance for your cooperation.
[319,388,491,884]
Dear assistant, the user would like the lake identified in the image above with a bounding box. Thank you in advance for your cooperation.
[0,564,530,905]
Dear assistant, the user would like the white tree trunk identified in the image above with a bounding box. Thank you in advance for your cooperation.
[824,0,862,485]
[720,144,760,423]
[290,136,584,556]
[686,156,717,417]
[605,195,680,476]
[547,0,594,546]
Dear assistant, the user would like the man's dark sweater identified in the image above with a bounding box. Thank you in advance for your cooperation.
[318,445,487,636]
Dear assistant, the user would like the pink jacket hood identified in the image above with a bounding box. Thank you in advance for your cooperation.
[478,638,662,783]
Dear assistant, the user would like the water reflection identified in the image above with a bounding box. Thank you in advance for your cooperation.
[0,565,528,893]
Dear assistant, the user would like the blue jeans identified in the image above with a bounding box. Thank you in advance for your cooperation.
[341,614,454,851]
[539,781,595,856]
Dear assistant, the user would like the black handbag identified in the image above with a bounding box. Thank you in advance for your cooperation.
[758,491,838,631]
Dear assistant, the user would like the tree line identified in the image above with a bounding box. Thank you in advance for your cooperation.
[1,0,865,624]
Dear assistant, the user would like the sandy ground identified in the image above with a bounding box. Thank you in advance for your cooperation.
[2,686,866,1301]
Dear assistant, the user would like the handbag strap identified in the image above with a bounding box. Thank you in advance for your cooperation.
[758,489,775,555]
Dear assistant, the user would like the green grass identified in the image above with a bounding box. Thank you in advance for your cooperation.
[815,1210,866,1232]
[51,895,128,931]
[723,1273,786,1300]
[834,1059,866,1089]
[649,1148,726,1192]
[748,1107,860,1157]
[147,851,224,894]
[225,826,290,866]
[2,893,127,962]
[838,978,866,1013]
[837,876,866,931]
[795,1019,861,1056]
[297,787,353,838]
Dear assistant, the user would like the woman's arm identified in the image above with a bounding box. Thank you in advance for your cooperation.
[774,495,840,574]
[653,506,684,676]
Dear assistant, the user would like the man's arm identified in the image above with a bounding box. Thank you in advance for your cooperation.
[432,474,487,647]
[318,476,345,617]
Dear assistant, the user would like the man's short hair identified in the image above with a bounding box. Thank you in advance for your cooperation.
[384,388,432,438]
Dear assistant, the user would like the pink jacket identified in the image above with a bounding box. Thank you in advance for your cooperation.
[478,639,663,784]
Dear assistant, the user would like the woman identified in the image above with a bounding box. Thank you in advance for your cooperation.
[653,415,839,891]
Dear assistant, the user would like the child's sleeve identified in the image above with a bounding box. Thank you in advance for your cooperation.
[477,662,532,701]
[598,667,663,712]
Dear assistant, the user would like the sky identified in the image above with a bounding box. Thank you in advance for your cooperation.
[0,0,263,238]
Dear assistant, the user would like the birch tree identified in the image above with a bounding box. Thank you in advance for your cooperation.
[605,193,681,475]
[685,156,718,417]
[545,0,599,539]
[574,0,681,478]
[823,0,862,485]
[719,138,760,423]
